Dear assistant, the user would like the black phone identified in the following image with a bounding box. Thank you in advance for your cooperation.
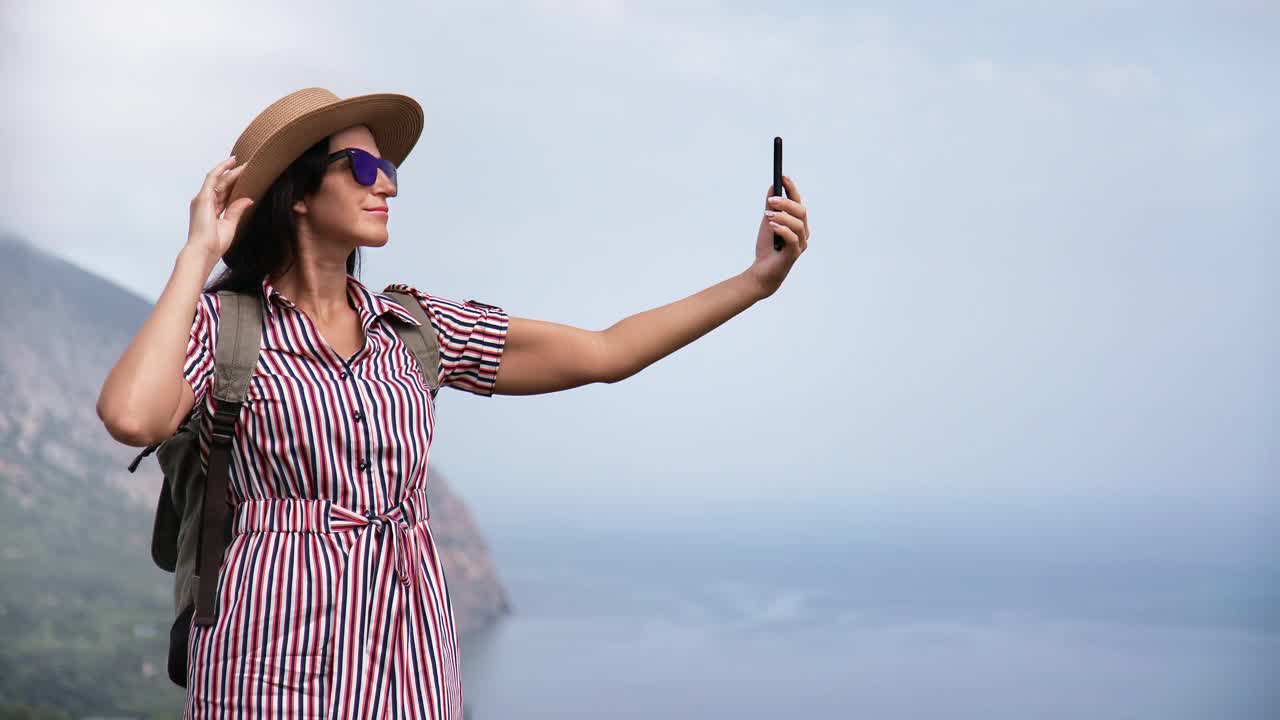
[772,136,785,251]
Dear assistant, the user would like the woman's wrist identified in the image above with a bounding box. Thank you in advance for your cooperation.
[176,243,221,278]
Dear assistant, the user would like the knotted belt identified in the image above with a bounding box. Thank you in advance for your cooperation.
[231,486,432,589]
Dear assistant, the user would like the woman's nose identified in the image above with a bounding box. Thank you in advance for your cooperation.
[374,168,397,197]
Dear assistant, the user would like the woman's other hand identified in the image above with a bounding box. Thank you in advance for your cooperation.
[184,156,254,259]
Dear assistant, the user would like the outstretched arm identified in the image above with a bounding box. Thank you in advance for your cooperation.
[598,272,766,385]
[492,175,809,395]
[491,273,763,396]
[490,316,613,395]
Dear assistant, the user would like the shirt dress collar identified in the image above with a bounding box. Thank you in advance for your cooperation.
[260,273,422,329]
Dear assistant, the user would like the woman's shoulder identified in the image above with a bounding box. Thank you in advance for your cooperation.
[380,283,434,316]
[382,282,429,301]
[382,283,505,315]
[381,283,458,313]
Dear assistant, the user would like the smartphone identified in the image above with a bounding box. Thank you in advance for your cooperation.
[772,136,785,251]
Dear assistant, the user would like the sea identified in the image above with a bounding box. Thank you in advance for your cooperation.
[456,504,1280,719]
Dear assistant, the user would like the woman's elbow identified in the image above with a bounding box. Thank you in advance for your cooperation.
[96,393,170,447]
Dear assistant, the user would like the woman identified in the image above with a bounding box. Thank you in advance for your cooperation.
[96,87,810,719]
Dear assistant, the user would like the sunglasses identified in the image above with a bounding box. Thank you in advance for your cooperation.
[325,147,398,190]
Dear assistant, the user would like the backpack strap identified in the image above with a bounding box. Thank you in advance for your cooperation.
[192,290,263,626]
[381,289,442,399]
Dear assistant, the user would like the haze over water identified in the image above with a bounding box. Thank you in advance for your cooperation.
[459,502,1280,719]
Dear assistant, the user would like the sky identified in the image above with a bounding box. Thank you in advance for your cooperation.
[2,0,1276,538]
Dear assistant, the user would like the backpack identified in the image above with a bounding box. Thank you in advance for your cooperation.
[125,287,442,688]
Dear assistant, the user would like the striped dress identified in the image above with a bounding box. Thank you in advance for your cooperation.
[179,272,508,719]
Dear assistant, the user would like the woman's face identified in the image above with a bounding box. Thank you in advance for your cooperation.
[293,124,397,249]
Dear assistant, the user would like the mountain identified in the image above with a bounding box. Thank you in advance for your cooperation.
[0,232,511,717]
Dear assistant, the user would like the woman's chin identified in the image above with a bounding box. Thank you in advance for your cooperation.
[357,229,391,248]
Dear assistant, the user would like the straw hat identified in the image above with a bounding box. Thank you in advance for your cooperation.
[225,87,424,216]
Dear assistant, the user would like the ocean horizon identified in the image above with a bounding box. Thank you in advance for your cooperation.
[459,507,1280,719]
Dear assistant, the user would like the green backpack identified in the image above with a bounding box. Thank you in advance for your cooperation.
[126,287,442,687]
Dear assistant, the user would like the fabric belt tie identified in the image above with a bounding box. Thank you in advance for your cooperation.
[359,512,417,588]
[232,486,431,590]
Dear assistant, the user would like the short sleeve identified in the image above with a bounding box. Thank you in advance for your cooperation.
[182,293,220,413]
[383,284,509,397]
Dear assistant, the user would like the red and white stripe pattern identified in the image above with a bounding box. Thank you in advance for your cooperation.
[178,273,509,719]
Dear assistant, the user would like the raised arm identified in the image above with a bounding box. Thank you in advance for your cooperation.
[493,175,810,395]
[492,272,765,395]
[97,244,219,445]
[597,271,765,384]
[490,316,613,395]
[97,156,252,445]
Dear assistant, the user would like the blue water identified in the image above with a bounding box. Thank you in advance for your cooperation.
[458,514,1280,719]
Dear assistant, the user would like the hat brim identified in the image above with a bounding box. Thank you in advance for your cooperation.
[227,92,424,213]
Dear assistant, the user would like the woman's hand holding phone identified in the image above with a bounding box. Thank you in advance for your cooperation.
[747,172,810,300]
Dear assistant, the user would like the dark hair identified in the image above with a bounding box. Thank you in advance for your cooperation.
[204,136,362,294]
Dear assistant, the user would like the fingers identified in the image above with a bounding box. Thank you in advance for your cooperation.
[765,207,805,238]
[212,164,246,197]
[781,175,803,205]
[767,217,802,250]
[223,196,255,225]
[763,175,809,245]
[764,177,806,218]
[196,157,246,206]
[200,156,237,195]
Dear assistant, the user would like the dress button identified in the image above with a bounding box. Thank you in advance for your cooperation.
[353,410,364,422]
[339,371,348,380]
[358,459,370,471]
